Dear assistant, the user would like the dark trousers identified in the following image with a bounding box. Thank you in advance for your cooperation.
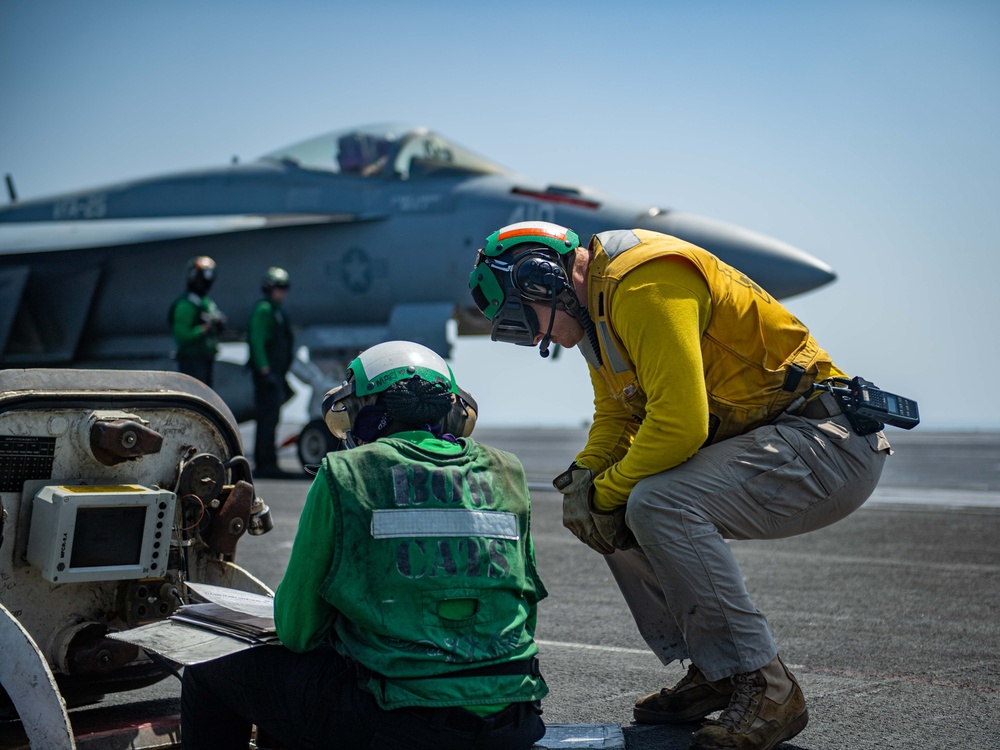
[180,645,545,750]
[252,372,284,470]
[177,356,213,388]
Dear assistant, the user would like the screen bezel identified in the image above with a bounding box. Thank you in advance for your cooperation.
[27,485,176,584]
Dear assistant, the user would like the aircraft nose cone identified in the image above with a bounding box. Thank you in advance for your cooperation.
[634,211,836,299]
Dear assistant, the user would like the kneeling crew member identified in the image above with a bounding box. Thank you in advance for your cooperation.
[181,340,548,750]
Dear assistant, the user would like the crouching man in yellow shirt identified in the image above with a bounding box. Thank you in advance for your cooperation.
[469,222,892,750]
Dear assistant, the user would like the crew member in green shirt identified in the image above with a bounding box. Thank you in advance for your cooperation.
[246,267,294,478]
[170,256,226,386]
[181,340,548,750]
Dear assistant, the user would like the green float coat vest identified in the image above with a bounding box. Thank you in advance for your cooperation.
[318,436,548,710]
[588,229,843,444]
[170,293,220,359]
[247,299,293,374]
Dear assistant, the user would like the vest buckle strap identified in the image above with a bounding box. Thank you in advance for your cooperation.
[782,363,806,392]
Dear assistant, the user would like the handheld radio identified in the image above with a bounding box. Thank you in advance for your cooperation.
[817,377,920,435]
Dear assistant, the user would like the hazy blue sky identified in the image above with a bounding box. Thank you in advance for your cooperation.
[2,1,998,429]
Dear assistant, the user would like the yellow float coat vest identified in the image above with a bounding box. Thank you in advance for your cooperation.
[587,229,841,445]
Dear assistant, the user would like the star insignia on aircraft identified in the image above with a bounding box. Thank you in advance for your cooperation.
[342,247,372,293]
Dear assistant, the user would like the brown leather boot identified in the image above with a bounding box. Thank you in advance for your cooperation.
[633,663,735,724]
[690,655,808,750]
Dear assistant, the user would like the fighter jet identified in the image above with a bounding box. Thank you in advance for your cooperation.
[0,124,836,462]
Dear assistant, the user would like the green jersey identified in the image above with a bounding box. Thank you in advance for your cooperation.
[274,431,548,710]
[170,293,220,359]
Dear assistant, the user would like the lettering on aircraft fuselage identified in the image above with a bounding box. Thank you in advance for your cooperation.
[52,193,107,220]
[389,195,442,212]
[506,203,556,224]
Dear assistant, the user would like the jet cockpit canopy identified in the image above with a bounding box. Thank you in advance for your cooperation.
[258,124,506,180]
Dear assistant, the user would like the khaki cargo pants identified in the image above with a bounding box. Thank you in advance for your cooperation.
[606,391,892,681]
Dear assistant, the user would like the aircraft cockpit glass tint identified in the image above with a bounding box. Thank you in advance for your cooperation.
[259,125,505,179]
[393,134,505,179]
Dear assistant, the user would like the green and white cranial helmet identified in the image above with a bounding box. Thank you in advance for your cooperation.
[322,340,476,448]
[348,340,458,397]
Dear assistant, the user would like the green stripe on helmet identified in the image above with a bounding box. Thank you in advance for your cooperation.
[348,340,458,396]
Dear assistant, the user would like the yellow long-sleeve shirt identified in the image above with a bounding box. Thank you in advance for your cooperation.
[577,257,713,511]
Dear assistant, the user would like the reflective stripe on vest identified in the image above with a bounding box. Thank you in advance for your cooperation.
[371,508,520,540]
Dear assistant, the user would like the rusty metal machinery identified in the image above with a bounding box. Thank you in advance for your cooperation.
[0,369,273,749]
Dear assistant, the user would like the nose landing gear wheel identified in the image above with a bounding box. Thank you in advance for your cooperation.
[296,418,340,468]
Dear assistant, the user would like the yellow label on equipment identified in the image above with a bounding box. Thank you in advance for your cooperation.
[58,485,146,493]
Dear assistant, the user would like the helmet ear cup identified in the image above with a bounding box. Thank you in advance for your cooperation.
[322,382,355,439]
[441,387,478,438]
[322,381,378,440]
[512,254,568,301]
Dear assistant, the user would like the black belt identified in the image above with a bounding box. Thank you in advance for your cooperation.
[800,392,843,419]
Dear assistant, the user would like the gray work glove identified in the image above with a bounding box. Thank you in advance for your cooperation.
[553,464,614,555]
[590,505,638,551]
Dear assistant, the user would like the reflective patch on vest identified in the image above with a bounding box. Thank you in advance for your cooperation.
[371,509,520,540]
[577,331,603,370]
[595,230,641,259]
[598,319,631,373]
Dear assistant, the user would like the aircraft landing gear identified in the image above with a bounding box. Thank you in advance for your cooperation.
[296,418,340,468]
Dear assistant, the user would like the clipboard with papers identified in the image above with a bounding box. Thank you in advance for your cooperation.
[108,582,279,665]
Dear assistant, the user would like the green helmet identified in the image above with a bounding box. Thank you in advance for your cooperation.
[480,221,581,262]
[261,266,290,292]
[469,221,582,352]
[322,341,477,447]
[348,340,458,396]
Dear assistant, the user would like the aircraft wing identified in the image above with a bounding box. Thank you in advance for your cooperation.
[0,213,371,254]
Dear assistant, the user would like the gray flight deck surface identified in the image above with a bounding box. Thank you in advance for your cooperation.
[233,428,1000,749]
[5,428,999,749]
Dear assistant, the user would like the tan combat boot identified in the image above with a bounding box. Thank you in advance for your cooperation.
[633,663,735,724]
[690,655,808,750]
